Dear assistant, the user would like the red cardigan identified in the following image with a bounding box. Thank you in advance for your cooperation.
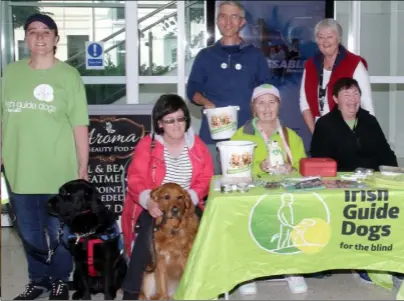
[304,46,368,119]
[121,131,213,256]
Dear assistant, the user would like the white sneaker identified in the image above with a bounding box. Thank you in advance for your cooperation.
[238,282,257,295]
[286,276,308,294]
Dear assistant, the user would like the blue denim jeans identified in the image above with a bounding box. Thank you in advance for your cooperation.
[8,192,73,284]
[207,143,222,175]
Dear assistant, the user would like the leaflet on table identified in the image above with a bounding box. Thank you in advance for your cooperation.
[254,179,281,189]
[214,176,368,192]
[323,180,368,189]
[282,177,326,191]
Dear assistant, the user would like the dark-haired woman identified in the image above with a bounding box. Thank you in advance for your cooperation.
[311,77,397,171]
[1,13,89,300]
[311,77,399,284]
[120,94,213,299]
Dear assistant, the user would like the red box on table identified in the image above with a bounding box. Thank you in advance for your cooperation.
[299,158,337,177]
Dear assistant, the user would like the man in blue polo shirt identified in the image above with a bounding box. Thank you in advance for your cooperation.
[187,0,271,174]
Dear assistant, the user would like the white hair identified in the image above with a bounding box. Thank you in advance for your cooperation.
[314,18,343,39]
[217,1,246,18]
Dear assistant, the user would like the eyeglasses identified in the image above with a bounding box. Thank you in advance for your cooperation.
[161,116,187,124]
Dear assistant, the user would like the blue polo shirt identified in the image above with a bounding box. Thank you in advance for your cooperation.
[187,40,271,145]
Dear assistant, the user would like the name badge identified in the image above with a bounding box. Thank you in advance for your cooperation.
[268,141,285,167]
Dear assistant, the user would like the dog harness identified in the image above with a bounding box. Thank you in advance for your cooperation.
[68,223,123,277]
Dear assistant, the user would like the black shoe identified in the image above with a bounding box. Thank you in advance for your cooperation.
[14,282,49,300]
[49,280,69,300]
[123,291,140,300]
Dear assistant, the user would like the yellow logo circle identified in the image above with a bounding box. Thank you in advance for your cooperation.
[290,218,331,254]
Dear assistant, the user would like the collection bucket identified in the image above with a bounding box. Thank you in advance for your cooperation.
[217,140,257,178]
[203,106,240,140]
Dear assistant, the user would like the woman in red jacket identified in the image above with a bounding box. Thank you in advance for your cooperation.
[121,94,214,299]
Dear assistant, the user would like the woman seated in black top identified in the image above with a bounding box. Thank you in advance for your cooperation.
[310,77,398,171]
[311,77,401,284]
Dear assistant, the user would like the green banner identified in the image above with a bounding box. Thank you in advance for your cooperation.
[175,184,404,300]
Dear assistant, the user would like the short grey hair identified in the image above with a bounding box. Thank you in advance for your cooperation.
[314,18,343,39]
[217,1,246,18]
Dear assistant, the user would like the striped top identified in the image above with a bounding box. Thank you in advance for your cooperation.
[161,146,193,189]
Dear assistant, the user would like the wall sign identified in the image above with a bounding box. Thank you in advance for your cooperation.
[88,115,152,220]
[85,41,105,70]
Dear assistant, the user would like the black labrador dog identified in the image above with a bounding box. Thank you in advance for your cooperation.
[48,179,127,300]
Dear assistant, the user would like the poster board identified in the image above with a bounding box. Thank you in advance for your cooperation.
[87,105,153,229]
[211,1,333,151]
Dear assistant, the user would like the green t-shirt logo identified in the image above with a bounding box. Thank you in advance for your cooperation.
[33,84,55,102]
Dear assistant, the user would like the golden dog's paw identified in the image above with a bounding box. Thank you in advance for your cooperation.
[151,294,170,300]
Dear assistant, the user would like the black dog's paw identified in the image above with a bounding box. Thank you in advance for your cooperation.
[72,291,82,300]
[72,291,92,300]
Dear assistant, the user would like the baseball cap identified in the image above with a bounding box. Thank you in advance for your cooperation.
[24,14,58,35]
[252,84,281,101]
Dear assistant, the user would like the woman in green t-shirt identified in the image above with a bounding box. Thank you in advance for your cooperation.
[1,14,89,300]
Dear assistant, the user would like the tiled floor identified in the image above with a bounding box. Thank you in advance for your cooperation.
[1,227,400,300]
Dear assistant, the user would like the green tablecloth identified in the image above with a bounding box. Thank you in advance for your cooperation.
[175,175,404,300]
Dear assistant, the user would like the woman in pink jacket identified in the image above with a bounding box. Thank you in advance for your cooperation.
[121,94,214,299]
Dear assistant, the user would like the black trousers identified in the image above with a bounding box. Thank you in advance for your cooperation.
[122,207,203,299]
[122,211,153,299]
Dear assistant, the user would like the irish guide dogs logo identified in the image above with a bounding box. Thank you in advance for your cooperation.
[249,192,331,254]
[33,84,54,102]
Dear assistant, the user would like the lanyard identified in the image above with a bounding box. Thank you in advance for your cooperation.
[352,118,358,132]
[256,123,271,144]
[318,57,338,113]
[257,123,280,155]
[352,118,361,149]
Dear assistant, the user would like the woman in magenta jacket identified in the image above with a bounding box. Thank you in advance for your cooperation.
[121,94,214,299]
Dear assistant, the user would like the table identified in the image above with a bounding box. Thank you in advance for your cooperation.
[174,175,404,300]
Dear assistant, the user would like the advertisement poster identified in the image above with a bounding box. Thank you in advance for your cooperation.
[216,1,327,150]
[88,115,151,221]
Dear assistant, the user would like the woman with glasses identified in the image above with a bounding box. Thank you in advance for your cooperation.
[120,94,214,299]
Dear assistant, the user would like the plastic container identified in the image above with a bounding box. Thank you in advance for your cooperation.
[379,165,404,176]
[203,106,240,140]
[299,158,337,177]
[217,140,257,178]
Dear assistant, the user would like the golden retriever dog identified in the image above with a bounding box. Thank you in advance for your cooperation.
[139,183,199,300]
